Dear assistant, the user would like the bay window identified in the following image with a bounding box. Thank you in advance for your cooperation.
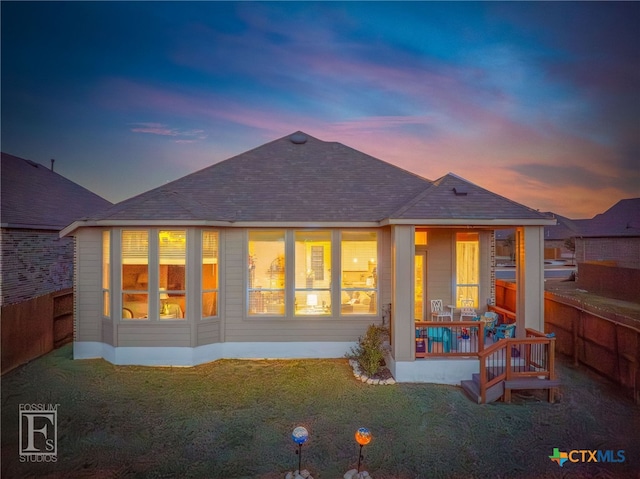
[102,231,110,318]
[158,230,186,319]
[122,230,149,319]
[202,231,219,318]
[456,232,479,308]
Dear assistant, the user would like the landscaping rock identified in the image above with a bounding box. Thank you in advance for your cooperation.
[284,470,313,479]
[344,470,372,479]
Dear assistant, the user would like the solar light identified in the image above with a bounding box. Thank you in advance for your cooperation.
[355,427,371,472]
[292,426,309,472]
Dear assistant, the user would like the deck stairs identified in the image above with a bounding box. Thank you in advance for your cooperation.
[460,331,560,404]
[461,367,504,404]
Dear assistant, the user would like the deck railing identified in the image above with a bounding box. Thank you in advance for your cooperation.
[477,330,557,403]
[414,321,557,403]
[414,321,486,357]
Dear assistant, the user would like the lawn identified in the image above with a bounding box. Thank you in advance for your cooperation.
[1,345,638,478]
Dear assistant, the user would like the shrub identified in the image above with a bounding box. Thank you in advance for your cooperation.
[348,324,388,377]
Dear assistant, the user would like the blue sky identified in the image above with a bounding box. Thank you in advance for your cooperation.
[2,1,638,218]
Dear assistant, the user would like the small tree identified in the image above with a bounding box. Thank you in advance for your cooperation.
[564,237,576,265]
[348,324,387,377]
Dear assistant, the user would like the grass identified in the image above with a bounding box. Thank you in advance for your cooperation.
[2,345,639,478]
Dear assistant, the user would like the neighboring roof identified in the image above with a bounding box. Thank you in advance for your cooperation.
[1,153,112,230]
[541,213,589,241]
[580,198,640,238]
[62,132,554,234]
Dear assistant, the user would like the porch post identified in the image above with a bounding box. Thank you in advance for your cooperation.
[391,225,413,361]
[515,226,545,335]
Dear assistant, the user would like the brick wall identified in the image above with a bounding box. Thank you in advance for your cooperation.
[575,237,640,269]
[1,228,74,305]
[576,262,640,302]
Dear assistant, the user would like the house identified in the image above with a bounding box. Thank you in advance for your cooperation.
[61,132,555,383]
[1,152,112,372]
[574,198,640,269]
[573,198,640,302]
[496,213,587,265]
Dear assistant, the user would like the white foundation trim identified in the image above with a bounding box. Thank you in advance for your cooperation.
[389,357,479,385]
[74,341,357,367]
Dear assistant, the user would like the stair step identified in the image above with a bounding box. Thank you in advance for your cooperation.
[461,377,506,404]
[461,379,481,404]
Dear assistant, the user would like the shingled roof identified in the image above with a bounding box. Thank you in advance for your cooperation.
[580,198,640,238]
[64,132,553,230]
[1,153,112,230]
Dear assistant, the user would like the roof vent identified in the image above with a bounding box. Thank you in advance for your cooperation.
[290,132,308,144]
[452,187,468,196]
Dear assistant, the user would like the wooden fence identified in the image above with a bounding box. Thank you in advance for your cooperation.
[496,280,640,404]
[1,288,73,375]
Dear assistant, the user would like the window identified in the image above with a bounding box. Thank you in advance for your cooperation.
[456,232,479,308]
[122,230,149,319]
[102,231,110,317]
[202,231,219,318]
[248,231,285,315]
[415,228,428,246]
[341,231,377,315]
[159,230,186,320]
[295,231,331,315]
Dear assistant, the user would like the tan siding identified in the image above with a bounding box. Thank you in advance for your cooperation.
[117,323,191,347]
[75,228,103,342]
[197,320,221,345]
[379,226,392,309]
[102,319,114,346]
[224,319,371,342]
[427,230,453,306]
[222,229,245,340]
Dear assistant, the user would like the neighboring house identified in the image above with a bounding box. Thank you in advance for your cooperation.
[496,214,587,265]
[574,198,640,269]
[61,132,555,383]
[1,152,112,372]
[541,213,589,263]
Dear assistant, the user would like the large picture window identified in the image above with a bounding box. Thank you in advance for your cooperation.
[246,229,379,318]
[202,231,219,318]
[122,230,149,319]
[295,231,331,315]
[248,231,286,315]
[159,230,186,319]
[456,232,479,308]
[340,231,377,315]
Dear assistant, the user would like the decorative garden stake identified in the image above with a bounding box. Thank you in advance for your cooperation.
[292,426,309,472]
[355,427,372,473]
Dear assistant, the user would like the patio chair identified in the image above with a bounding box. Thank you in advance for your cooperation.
[494,323,516,341]
[427,327,451,353]
[482,312,498,339]
[430,299,453,322]
[459,299,476,321]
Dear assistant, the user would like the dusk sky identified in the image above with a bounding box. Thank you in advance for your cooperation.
[2,1,638,219]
